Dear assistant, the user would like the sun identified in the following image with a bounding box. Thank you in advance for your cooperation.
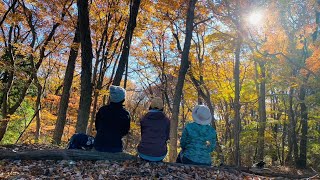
[248,11,263,26]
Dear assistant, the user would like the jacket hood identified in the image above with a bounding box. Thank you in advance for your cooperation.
[144,111,166,121]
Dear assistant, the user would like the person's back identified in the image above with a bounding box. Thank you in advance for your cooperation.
[138,97,170,161]
[94,85,130,152]
[181,122,216,165]
[177,105,216,166]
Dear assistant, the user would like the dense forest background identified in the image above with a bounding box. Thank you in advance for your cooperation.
[0,0,320,170]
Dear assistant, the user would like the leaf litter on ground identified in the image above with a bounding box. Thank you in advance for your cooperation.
[0,144,319,180]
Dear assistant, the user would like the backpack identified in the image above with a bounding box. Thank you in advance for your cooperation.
[67,133,94,150]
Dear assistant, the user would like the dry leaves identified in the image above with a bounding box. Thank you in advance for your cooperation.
[0,159,260,179]
[0,145,318,179]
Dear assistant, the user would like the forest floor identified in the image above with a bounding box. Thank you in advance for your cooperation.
[0,144,319,180]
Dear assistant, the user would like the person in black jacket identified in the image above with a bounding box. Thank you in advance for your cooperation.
[94,85,130,152]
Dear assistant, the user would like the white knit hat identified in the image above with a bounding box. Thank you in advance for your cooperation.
[109,85,126,103]
[192,105,212,125]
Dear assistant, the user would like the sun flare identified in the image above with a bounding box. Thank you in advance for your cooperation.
[248,11,263,25]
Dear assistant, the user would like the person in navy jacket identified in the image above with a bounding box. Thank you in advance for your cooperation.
[138,97,170,161]
[94,85,130,152]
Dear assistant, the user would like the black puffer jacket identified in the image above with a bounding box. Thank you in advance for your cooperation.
[94,102,130,152]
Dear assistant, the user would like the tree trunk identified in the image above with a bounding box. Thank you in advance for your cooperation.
[0,27,15,142]
[53,24,80,144]
[281,93,287,165]
[282,119,287,165]
[112,0,141,86]
[75,0,93,133]
[298,37,310,168]
[286,87,299,164]
[169,0,197,162]
[298,82,308,168]
[271,93,281,165]
[233,37,242,167]
[34,80,42,143]
[257,62,267,161]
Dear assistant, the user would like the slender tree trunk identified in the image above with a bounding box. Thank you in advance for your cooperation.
[281,92,287,165]
[271,94,281,165]
[198,55,204,105]
[181,94,186,130]
[233,37,242,167]
[75,0,93,133]
[0,80,12,141]
[53,24,80,144]
[169,0,197,162]
[0,116,9,143]
[298,82,308,168]
[257,62,267,161]
[123,57,129,89]
[224,103,231,144]
[298,38,310,168]
[282,120,287,165]
[113,0,141,86]
[34,80,42,143]
[286,87,299,164]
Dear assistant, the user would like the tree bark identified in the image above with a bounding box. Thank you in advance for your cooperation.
[75,0,93,133]
[169,0,197,162]
[298,82,308,168]
[286,86,299,164]
[233,37,242,167]
[257,62,267,161]
[112,0,141,86]
[297,37,310,168]
[0,27,14,142]
[34,79,42,143]
[53,24,80,144]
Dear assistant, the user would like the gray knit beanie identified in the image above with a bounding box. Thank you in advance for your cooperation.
[109,85,126,103]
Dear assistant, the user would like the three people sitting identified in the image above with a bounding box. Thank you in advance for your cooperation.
[69,85,216,166]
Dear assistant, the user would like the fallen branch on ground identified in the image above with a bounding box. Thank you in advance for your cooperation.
[0,149,137,161]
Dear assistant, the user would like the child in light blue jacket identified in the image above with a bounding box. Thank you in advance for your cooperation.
[177,105,216,166]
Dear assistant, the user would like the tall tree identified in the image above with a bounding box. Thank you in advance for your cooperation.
[233,35,242,167]
[75,0,93,133]
[53,23,80,144]
[257,61,267,161]
[112,0,141,86]
[169,0,197,162]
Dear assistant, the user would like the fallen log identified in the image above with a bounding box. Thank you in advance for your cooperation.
[0,149,137,161]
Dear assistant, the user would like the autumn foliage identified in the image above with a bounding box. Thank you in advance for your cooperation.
[0,0,320,171]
